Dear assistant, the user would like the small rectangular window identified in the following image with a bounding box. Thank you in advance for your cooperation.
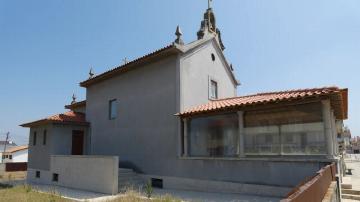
[210,80,218,99]
[33,132,37,146]
[43,130,47,145]
[52,173,59,182]
[35,171,40,178]
[9,155,12,160]
[109,99,117,120]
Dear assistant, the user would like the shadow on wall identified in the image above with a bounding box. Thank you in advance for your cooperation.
[119,161,143,173]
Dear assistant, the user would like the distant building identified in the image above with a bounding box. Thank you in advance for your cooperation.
[0,140,17,152]
[0,145,28,163]
[338,126,352,153]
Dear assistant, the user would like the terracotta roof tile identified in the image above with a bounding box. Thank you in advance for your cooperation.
[178,86,348,119]
[20,111,88,127]
[4,145,28,153]
[64,100,86,110]
[80,44,179,87]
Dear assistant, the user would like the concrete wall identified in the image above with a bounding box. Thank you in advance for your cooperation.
[86,55,179,172]
[28,124,88,171]
[0,163,4,174]
[50,155,118,194]
[180,39,237,111]
[85,50,329,187]
[51,124,89,155]
[28,125,52,170]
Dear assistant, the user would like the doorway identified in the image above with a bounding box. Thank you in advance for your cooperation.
[72,130,84,155]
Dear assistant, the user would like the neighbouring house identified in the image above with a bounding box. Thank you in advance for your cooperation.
[338,126,352,154]
[1,145,28,163]
[0,141,18,163]
[20,5,348,198]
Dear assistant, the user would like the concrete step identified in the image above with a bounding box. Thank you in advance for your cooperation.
[342,194,360,200]
[118,172,137,177]
[118,168,134,172]
[117,167,144,193]
[342,189,360,195]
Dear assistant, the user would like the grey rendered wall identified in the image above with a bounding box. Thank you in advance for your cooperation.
[180,39,237,111]
[86,55,179,172]
[50,155,118,194]
[28,124,88,171]
[28,125,52,170]
[85,52,324,187]
[51,124,89,155]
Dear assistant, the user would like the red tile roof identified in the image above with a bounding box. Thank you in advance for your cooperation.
[178,86,348,119]
[20,111,89,127]
[4,145,28,153]
[65,100,86,110]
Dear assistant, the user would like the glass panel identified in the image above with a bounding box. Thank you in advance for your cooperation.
[244,102,326,155]
[244,126,280,154]
[210,80,218,99]
[281,122,326,154]
[188,113,238,157]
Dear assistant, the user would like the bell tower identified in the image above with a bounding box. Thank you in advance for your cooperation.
[197,0,225,50]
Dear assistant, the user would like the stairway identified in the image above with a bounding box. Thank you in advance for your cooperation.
[118,168,145,192]
[342,189,360,200]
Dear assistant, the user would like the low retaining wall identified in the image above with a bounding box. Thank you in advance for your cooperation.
[281,163,337,202]
[141,174,291,198]
[50,155,119,194]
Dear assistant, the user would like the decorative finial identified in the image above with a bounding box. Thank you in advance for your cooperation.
[71,94,77,104]
[122,57,128,65]
[89,67,94,79]
[174,25,184,45]
[208,0,212,9]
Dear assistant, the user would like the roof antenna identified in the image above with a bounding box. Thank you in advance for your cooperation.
[71,94,77,104]
[89,67,95,79]
[174,25,184,45]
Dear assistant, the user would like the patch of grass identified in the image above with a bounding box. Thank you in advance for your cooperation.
[0,184,72,202]
[0,184,181,202]
[110,188,181,202]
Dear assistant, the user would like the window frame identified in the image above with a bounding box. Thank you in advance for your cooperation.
[109,99,117,120]
[208,77,218,100]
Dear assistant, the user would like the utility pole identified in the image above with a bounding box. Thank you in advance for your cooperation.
[1,132,10,162]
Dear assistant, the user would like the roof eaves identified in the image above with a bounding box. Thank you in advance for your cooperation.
[64,100,86,110]
[80,44,180,88]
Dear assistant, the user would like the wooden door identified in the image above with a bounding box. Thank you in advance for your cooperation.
[72,130,84,155]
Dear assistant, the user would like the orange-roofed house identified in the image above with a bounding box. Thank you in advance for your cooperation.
[1,145,28,163]
[20,5,348,199]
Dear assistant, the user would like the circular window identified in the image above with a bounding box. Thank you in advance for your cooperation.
[211,53,216,61]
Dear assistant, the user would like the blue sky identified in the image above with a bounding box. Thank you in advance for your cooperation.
[0,0,359,145]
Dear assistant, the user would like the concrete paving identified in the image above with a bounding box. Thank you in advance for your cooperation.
[24,182,281,202]
[153,188,281,202]
[343,159,360,202]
